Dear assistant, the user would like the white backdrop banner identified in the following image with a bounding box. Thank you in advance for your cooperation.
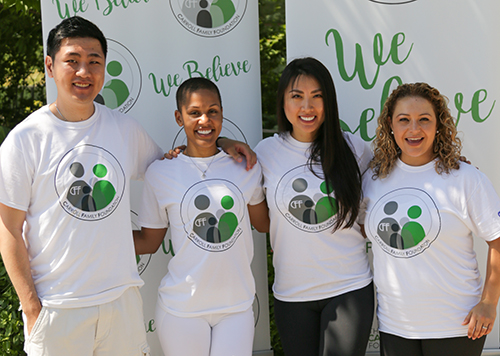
[286,0,500,354]
[40,1,272,355]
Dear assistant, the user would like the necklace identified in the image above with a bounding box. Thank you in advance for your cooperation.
[54,104,68,122]
[187,153,217,179]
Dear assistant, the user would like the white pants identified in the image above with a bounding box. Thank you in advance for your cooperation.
[23,287,150,356]
[155,304,254,356]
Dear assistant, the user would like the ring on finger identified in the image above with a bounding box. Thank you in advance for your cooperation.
[482,326,489,330]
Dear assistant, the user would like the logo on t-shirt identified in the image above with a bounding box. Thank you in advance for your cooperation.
[275,164,337,232]
[54,145,125,221]
[367,187,441,258]
[180,179,245,251]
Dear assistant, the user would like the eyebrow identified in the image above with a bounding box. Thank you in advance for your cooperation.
[186,103,221,109]
[65,52,103,59]
[289,88,322,93]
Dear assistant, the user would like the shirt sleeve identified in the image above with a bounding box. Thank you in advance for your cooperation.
[137,177,169,229]
[0,134,32,211]
[248,162,265,206]
[465,168,500,242]
[129,119,164,181]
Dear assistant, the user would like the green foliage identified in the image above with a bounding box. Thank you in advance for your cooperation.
[0,258,25,355]
[0,2,45,130]
[0,2,43,354]
[259,0,286,133]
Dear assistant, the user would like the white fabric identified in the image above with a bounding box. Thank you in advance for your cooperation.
[155,305,254,356]
[363,159,500,338]
[0,104,163,308]
[254,132,373,302]
[24,286,150,356]
[138,151,264,317]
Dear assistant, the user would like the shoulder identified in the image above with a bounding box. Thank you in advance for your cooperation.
[3,106,52,145]
[145,158,173,181]
[255,134,282,153]
[96,103,142,128]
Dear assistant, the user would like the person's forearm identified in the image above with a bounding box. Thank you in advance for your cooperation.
[481,238,500,306]
[0,231,40,316]
[133,228,167,255]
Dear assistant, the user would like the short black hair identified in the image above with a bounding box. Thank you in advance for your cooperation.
[176,77,222,111]
[46,16,107,59]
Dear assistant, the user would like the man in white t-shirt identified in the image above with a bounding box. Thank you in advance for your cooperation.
[0,16,254,356]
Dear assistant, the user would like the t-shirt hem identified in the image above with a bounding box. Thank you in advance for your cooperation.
[378,327,468,339]
[39,282,144,309]
[0,198,28,212]
[157,297,254,318]
[273,278,372,302]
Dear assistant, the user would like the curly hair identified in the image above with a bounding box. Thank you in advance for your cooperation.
[370,82,462,179]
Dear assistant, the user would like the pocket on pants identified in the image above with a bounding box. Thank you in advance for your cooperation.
[26,307,48,341]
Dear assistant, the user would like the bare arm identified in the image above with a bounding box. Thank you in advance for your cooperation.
[248,200,270,233]
[463,237,500,339]
[217,137,257,171]
[0,203,41,335]
[133,227,168,255]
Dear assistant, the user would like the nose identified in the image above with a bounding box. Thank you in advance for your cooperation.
[76,62,90,77]
[302,97,314,111]
[409,119,420,131]
[198,113,209,123]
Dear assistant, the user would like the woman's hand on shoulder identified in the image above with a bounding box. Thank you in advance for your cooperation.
[217,137,257,171]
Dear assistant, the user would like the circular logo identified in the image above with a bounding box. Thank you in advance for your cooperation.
[367,188,441,258]
[54,145,126,221]
[131,210,152,275]
[95,39,142,114]
[275,164,337,233]
[180,179,245,251]
[170,0,248,37]
[368,0,417,4]
[172,117,247,149]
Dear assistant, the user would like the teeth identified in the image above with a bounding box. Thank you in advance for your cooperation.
[407,138,422,141]
[198,129,212,135]
[74,83,90,88]
[300,116,315,122]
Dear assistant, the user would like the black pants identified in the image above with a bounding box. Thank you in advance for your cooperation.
[379,331,486,356]
[274,282,375,356]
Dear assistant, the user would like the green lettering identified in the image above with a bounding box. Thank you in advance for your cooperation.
[162,239,175,256]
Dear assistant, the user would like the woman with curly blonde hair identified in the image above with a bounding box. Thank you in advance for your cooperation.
[362,82,500,356]
[371,82,461,178]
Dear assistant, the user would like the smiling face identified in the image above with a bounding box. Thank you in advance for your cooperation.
[46,37,105,113]
[283,75,325,142]
[390,96,437,166]
[175,88,223,157]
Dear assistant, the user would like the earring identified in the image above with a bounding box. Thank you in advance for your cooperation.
[436,130,439,133]
[391,131,394,134]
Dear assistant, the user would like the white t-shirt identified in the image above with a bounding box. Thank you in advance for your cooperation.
[363,159,500,338]
[138,151,265,317]
[254,132,373,302]
[0,104,163,308]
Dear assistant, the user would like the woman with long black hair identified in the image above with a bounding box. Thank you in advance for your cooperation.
[255,57,374,356]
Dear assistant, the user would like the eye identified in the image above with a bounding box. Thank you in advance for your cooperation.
[188,111,200,116]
